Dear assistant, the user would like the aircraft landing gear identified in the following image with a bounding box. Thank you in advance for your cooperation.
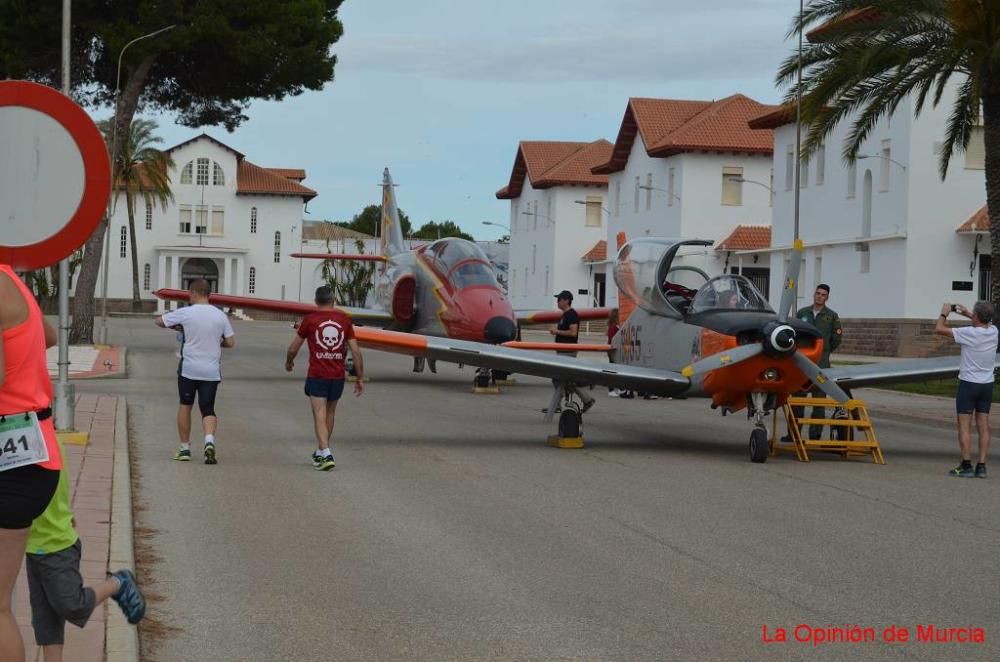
[545,383,586,448]
[749,426,769,463]
[747,392,774,463]
[472,368,499,393]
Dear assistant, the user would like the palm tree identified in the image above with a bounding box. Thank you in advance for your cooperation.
[777,1,1000,301]
[98,118,174,312]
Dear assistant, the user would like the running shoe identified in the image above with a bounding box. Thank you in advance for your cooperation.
[312,451,323,468]
[173,448,191,461]
[204,442,217,465]
[315,455,335,471]
[111,569,146,624]
[947,464,975,478]
[975,463,987,479]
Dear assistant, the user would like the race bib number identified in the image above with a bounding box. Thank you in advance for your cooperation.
[0,412,49,472]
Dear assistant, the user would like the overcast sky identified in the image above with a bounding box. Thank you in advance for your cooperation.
[145,0,801,240]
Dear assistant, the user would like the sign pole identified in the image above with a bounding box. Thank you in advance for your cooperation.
[55,0,74,431]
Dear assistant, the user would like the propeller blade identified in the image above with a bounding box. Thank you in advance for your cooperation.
[681,343,763,379]
[792,352,850,404]
[778,238,804,323]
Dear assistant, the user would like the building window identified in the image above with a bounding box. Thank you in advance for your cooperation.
[879,139,891,191]
[523,268,528,296]
[533,201,538,231]
[722,166,743,206]
[668,168,675,207]
[769,169,774,207]
[645,173,652,210]
[195,205,208,233]
[785,145,794,190]
[274,231,281,263]
[143,263,151,290]
[145,203,152,230]
[511,268,517,294]
[250,207,257,234]
[249,266,256,294]
[179,206,192,234]
[847,160,857,198]
[532,244,536,274]
[544,266,550,296]
[633,175,640,213]
[816,143,825,186]
[119,226,127,258]
[180,162,193,184]
[814,255,822,289]
[585,195,602,227]
[965,126,985,169]
[546,196,552,226]
[196,158,209,186]
[614,180,621,216]
[213,162,225,186]
[511,201,519,232]
[800,156,810,188]
[210,206,224,236]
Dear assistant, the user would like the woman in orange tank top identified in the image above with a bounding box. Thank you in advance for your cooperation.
[0,264,62,662]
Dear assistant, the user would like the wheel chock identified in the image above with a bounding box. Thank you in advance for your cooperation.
[493,377,517,386]
[547,434,584,449]
[472,385,500,394]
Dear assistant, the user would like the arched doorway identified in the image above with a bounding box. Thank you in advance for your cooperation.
[181,257,219,292]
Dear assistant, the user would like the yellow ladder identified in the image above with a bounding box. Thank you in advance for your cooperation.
[769,396,885,464]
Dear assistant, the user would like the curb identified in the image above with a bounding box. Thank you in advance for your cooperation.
[105,397,139,662]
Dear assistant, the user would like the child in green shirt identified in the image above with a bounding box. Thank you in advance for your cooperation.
[26,443,146,662]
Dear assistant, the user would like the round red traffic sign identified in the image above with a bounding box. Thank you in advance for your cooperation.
[0,81,111,270]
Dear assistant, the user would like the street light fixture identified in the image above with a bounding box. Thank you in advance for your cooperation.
[638,184,681,203]
[99,24,177,344]
[521,211,555,226]
[482,221,511,232]
[857,153,907,171]
[574,199,610,215]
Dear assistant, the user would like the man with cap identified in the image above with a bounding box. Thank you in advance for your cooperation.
[545,290,595,413]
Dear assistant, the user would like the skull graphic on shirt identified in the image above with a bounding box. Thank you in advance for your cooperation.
[315,320,344,351]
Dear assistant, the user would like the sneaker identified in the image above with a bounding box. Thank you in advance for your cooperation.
[975,463,987,478]
[111,569,146,624]
[619,391,635,399]
[173,447,191,461]
[203,442,217,465]
[581,399,595,414]
[947,464,975,478]
[315,455,335,471]
[312,451,323,468]
[607,389,619,398]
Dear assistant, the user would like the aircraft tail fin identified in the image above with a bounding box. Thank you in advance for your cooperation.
[380,168,407,257]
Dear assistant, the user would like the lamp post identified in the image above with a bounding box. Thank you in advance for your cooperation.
[857,153,908,171]
[521,211,555,226]
[726,175,775,205]
[573,199,611,215]
[98,24,176,344]
[637,184,681,203]
[482,221,510,232]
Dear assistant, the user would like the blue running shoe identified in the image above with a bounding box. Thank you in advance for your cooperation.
[315,455,335,471]
[173,448,191,461]
[947,464,975,478]
[975,463,987,478]
[112,569,146,624]
[204,442,217,465]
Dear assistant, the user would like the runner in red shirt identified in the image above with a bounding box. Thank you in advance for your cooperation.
[285,286,365,471]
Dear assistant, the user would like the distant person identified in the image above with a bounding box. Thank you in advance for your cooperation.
[285,286,365,470]
[719,290,740,309]
[607,308,621,398]
[544,290,595,414]
[25,440,145,662]
[784,283,843,441]
[155,278,235,464]
[936,301,997,478]
[0,264,63,662]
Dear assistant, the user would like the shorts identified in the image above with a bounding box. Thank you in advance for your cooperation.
[25,540,97,645]
[304,378,345,401]
[178,376,220,417]
[956,379,994,414]
[0,463,60,529]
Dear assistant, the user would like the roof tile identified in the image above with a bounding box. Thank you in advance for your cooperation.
[237,160,317,200]
[956,205,988,233]
[715,225,772,251]
[497,140,610,199]
[581,240,607,262]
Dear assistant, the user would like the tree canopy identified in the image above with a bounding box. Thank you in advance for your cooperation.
[336,205,413,238]
[411,220,474,241]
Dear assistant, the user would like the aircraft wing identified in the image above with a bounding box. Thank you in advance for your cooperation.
[153,289,395,326]
[290,253,387,262]
[824,356,998,390]
[517,307,612,325]
[353,327,690,396]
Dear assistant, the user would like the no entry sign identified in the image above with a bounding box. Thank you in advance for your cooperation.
[0,81,111,270]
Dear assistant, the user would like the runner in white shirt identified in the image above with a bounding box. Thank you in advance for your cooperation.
[155,279,235,464]
[935,301,998,478]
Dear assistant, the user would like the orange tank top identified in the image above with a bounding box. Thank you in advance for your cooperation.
[0,265,61,470]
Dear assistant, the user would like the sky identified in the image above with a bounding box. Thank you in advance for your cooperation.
[142,0,802,241]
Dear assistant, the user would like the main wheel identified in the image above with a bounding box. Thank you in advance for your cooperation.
[474,373,491,388]
[749,427,769,463]
[492,370,510,381]
[558,410,581,438]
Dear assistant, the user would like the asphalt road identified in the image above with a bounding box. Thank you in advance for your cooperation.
[80,318,999,662]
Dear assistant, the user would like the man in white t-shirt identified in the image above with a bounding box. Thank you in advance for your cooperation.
[935,301,998,478]
[155,279,235,464]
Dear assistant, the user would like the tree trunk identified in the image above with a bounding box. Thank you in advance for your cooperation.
[68,55,156,342]
[983,77,1000,308]
[127,198,142,311]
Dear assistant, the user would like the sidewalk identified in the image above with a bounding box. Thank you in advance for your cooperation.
[13,394,138,662]
[46,345,126,379]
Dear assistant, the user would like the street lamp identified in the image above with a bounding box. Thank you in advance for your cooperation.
[482,221,510,232]
[638,184,681,203]
[573,199,610,215]
[726,176,774,194]
[857,153,908,171]
[521,211,555,226]
[99,24,176,344]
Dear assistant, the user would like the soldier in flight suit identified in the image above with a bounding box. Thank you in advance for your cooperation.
[787,283,843,440]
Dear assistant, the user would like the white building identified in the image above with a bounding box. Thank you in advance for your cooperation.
[592,94,777,308]
[745,80,986,355]
[497,140,611,310]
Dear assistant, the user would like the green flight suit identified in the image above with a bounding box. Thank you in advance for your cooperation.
[796,305,843,368]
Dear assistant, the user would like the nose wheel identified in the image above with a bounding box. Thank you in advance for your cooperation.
[749,426,769,463]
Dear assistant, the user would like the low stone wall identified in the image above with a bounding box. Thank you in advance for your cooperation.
[839,318,962,358]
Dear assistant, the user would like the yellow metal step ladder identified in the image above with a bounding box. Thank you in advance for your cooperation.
[769,396,885,464]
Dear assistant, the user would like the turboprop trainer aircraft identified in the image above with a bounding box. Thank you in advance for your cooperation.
[278,236,979,463]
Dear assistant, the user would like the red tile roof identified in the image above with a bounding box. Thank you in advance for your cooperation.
[237,160,317,200]
[715,225,772,251]
[581,240,607,263]
[748,104,797,130]
[956,205,988,233]
[267,168,307,181]
[593,95,777,174]
[496,140,611,199]
[806,8,882,42]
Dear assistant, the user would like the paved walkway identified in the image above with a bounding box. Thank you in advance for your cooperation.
[13,394,135,662]
[46,345,126,379]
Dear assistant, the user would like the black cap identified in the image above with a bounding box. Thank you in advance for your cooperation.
[555,290,573,301]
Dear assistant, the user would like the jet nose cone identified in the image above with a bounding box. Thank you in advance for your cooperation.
[484,316,518,344]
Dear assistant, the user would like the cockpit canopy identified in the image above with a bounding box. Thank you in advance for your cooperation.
[421,238,499,290]
[688,275,773,315]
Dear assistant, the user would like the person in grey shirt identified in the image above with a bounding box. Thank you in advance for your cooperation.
[155,279,235,464]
